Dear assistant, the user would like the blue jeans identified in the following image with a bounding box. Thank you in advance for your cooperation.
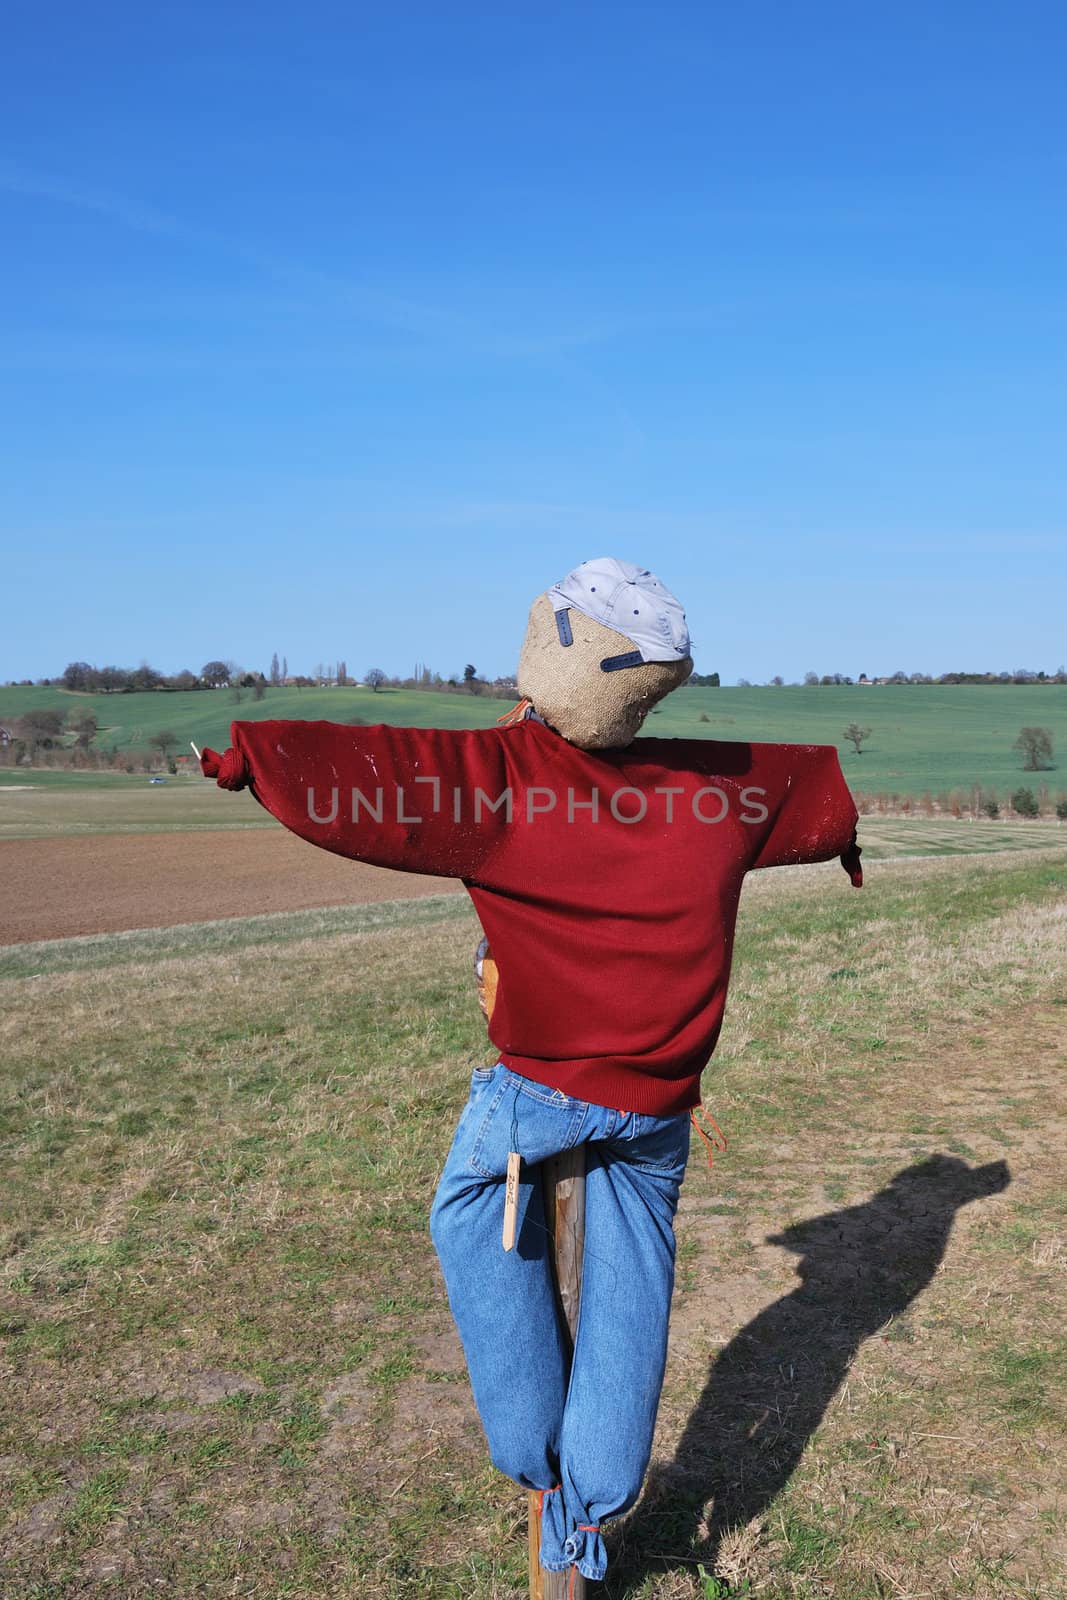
[430,1062,690,1582]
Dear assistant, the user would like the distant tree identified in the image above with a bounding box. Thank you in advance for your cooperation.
[464,664,479,692]
[253,680,266,701]
[337,660,348,686]
[97,666,127,693]
[172,669,198,691]
[150,730,179,762]
[1010,786,1039,818]
[366,667,386,692]
[130,663,164,692]
[736,677,751,688]
[69,710,98,751]
[270,652,281,687]
[201,660,231,688]
[843,722,872,756]
[19,708,65,752]
[1056,798,1067,820]
[804,671,819,686]
[239,673,257,688]
[1013,726,1054,771]
[282,655,288,682]
[231,685,243,704]
[770,675,784,687]
[62,661,95,691]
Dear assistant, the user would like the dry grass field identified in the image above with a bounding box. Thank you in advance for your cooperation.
[0,825,1064,1598]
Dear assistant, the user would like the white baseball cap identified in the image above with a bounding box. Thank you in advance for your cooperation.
[548,557,690,667]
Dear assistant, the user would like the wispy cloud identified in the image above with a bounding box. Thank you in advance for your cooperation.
[0,157,678,445]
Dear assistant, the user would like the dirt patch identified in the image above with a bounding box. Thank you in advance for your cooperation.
[183,1369,265,1405]
[0,829,462,944]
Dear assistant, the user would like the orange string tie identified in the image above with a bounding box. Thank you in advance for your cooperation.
[690,1106,728,1171]
[497,697,533,726]
[568,1525,600,1595]
[536,1485,560,1517]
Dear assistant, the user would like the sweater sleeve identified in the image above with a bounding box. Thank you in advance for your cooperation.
[746,743,863,885]
[200,719,511,880]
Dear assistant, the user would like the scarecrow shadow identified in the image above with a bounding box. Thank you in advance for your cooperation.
[607,1155,1010,1593]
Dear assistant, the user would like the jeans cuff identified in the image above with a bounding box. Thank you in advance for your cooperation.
[538,1496,607,1581]
[564,1524,607,1582]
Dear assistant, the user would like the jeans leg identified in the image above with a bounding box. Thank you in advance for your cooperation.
[429,1067,571,1490]
[545,1114,690,1581]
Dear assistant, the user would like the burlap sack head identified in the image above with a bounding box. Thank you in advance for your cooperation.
[517,593,692,749]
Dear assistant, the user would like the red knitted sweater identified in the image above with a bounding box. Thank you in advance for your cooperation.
[202,717,861,1114]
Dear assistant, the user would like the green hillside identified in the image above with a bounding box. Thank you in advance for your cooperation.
[0,682,1064,800]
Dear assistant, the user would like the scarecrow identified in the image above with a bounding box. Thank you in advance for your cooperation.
[200,557,862,1587]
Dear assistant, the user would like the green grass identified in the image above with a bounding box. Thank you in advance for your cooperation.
[0,843,1064,1596]
[2,680,1066,800]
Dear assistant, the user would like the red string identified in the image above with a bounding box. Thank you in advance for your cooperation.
[689,1106,728,1170]
[496,697,533,726]
[536,1485,559,1518]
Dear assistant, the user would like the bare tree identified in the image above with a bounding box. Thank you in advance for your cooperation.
[19,708,65,755]
[201,660,231,688]
[843,722,872,755]
[69,710,98,751]
[150,730,179,762]
[1013,726,1054,771]
[62,661,95,691]
[270,652,281,686]
[365,667,386,692]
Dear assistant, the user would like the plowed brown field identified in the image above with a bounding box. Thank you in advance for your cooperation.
[0,830,462,944]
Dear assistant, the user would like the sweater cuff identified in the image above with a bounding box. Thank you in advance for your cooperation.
[840,827,863,887]
[200,745,251,791]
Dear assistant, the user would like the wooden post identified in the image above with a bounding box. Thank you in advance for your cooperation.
[529,1146,587,1600]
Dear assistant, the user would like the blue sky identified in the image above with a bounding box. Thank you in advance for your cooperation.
[2,1,1065,684]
